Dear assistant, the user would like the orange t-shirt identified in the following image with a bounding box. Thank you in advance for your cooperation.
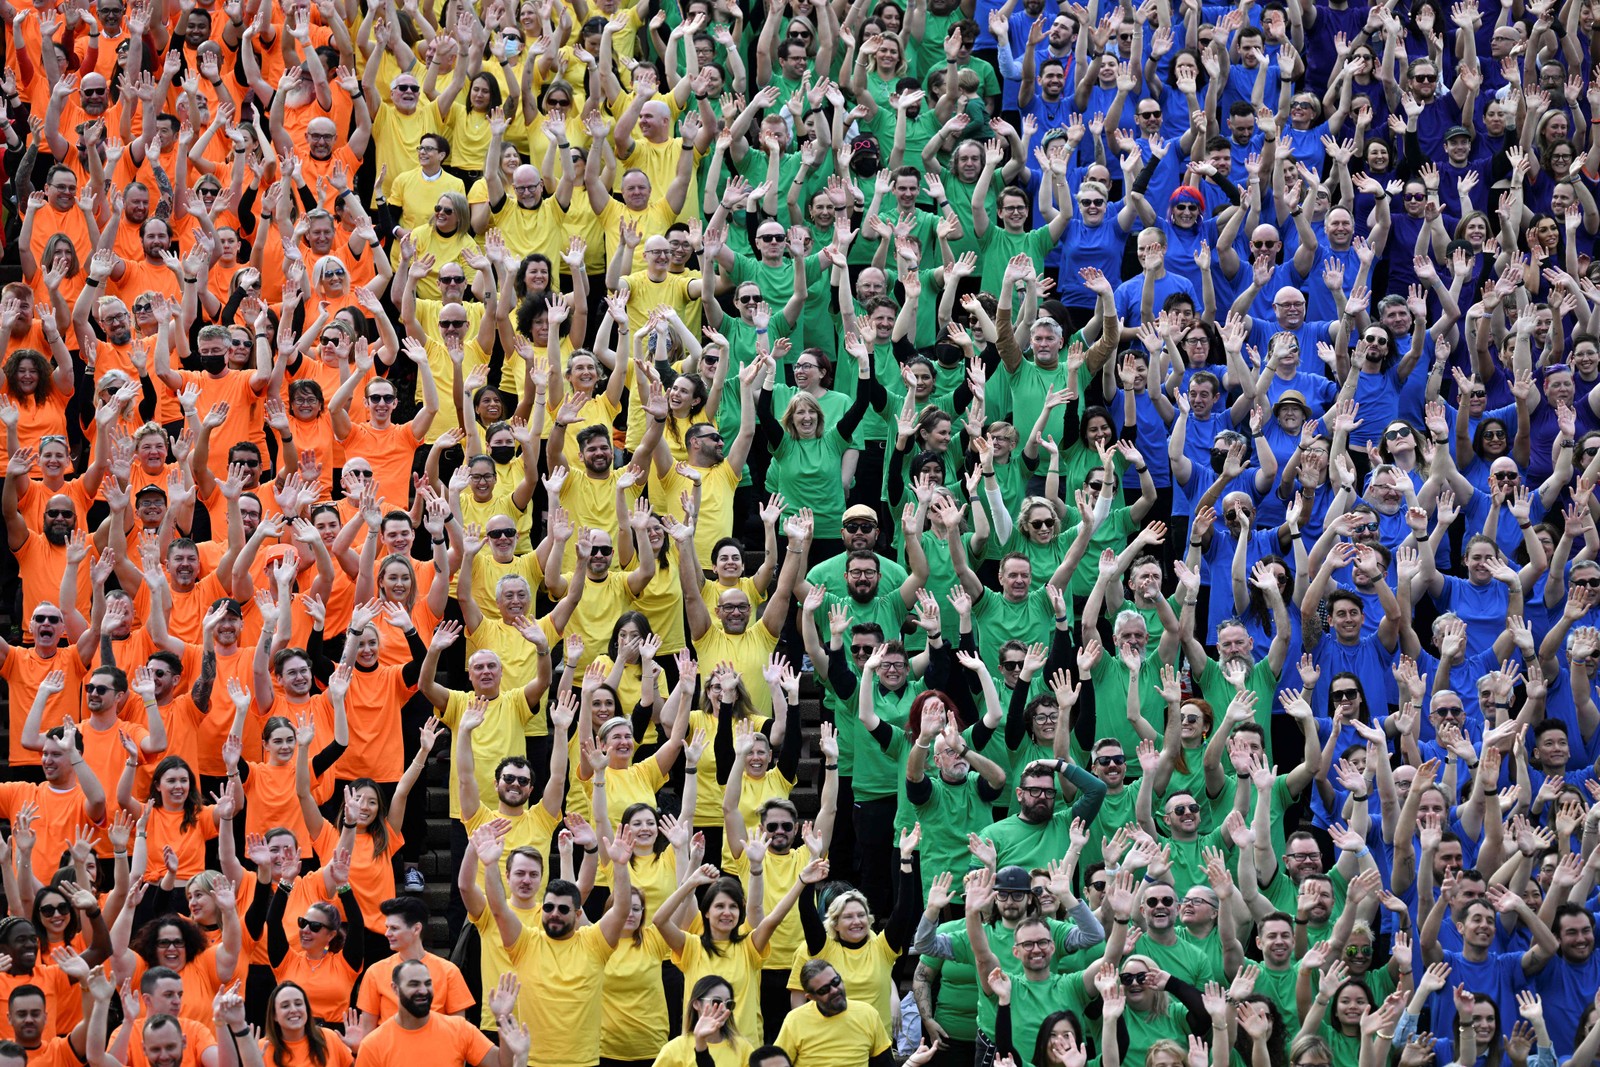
[109,1013,216,1067]
[79,716,151,823]
[353,1013,493,1067]
[130,953,222,1034]
[285,412,339,494]
[164,571,234,646]
[179,369,268,480]
[272,948,361,1030]
[334,664,413,783]
[111,258,183,305]
[0,780,100,885]
[13,536,94,646]
[0,391,68,468]
[372,600,436,668]
[354,952,475,1023]
[13,480,96,541]
[0,965,74,1041]
[241,756,331,858]
[1,644,91,767]
[193,646,258,775]
[312,821,399,934]
[335,422,421,507]
[27,204,95,270]
[255,1031,353,1067]
[138,804,219,882]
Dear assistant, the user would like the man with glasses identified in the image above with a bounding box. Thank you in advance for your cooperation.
[913,860,1104,1061]
[978,757,1106,875]
[329,337,439,504]
[2,459,100,644]
[1130,879,1225,986]
[23,168,95,271]
[479,833,634,1067]
[650,370,763,561]
[547,385,668,574]
[364,61,441,205]
[776,960,895,1067]
[21,664,166,822]
[389,134,466,233]
[480,116,563,267]
[295,109,372,211]
[959,869,1134,1067]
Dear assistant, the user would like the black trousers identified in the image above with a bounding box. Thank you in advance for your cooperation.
[852,795,898,919]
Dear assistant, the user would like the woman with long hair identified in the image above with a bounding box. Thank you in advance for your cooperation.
[598,886,673,1067]
[0,339,74,467]
[294,724,437,933]
[110,883,242,1032]
[260,979,359,1067]
[648,977,755,1067]
[1296,969,1377,1067]
[691,660,786,862]
[652,857,827,1042]
[116,755,227,884]
[248,855,372,1025]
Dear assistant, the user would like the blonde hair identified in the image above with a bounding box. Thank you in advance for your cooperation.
[822,889,874,941]
[780,393,825,439]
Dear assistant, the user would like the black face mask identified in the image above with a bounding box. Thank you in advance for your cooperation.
[1210,451,1230,475]
[489,445,517,465]
[850,150,881,176]
[196,355,225,373]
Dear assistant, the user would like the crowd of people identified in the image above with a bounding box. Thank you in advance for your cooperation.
[1,0,1600,1061]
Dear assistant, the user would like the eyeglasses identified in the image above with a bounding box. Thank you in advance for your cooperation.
[487,528,517,539]
[435,204,455,215]
[500,773,531,786]
[997,889,1037,901]
[297,918,329,933]
[36,903,72,918]
[1094,754,1126,766]
[155,937,186,948]
[1019,786,1056,799]
[1181,896,1217,908]
[1481,428,1507,439]
[1171,203,1199,212]
[543,902,573,914]
[84,683,115,696]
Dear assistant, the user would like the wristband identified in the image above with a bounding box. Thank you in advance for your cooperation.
[583,845,599,854]
[1054,615,1068,623]
[749,866,764,875]
[231,1028,251,1038]
[87,278,101,287]
[685,764,700,773]
[431,535,447,544]
[824,762,838,770]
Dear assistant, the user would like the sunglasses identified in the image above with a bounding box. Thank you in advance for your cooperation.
[156,937,186,948]
[297,918,329,933]
[843,521,877,533]
[850,644,875,655]
[1120,972,1149,986]
[32,614,63,625]
[590,545,614,557]
[1384,428,1411,440]
[500,774,531,786]
[368,394,398,404]
[1330,689,1359,701]
[37,903,72,918]
[439,319,467,328]
[1572,577,1600,589]
[84,683,115,696]
[765,821,794,832]
[1001,659,1025,670]
[487,529,517,539]
[1079,198,1106,207]
[1089,881,1107,892]
[808,976,843,994]
[1492,471,1520,481]
[757,233,787,243]
[1481,428,1507,439]
[44,509,75,519]
[1167,804,1199,816]
[1094,754,1126,766]
[543,902,574,914]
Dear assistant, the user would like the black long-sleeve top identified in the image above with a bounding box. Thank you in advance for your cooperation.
[714,694,802,787]
[756,372,882,451]
[258,879,367,974]
[798,854,923,954]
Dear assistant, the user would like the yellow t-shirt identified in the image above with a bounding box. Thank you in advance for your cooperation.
[438,687,538,819]
[420,335,490,443]
[653,461,740,565]
[559,393,623,468]
[469,899,541,1032]
[651,1034,754,1067]
[775,1002,891,1067]
[701,576,766,612]
[600,927,673,1061]
[785,932,901,1033]
[567,571,639,673]
[596,197,679,265]
[388,167,467,234]
[462,802,561,896]
[614,115,697,222]
[670,932,769,1043]
[469,552,545,625]
[442,100,496,173]
[693,621,780,715]
[724,846,812,977]
[493,197,569,271]
[508,923,615,1067]
[555,465,637,575]
[372,99,441,200]
[410,224,482,300]
[463,617,550,736]
[628,558,688,657]
[589,654,669,742]
[687,708,769,828]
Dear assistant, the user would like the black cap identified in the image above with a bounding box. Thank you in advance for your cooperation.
[995,866,1036,893]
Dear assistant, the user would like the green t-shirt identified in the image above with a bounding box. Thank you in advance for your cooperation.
[1140,931,1222,987]
[853,682,918,799]
[1261,866,1347,947]
[1253,962,1300,1029]
[999,356,1074,451]
[924,923,980,1042]
[765,419,858,536]
[1081,785,1138,869]
[1193,656,1283,760]
[1084,650,1166,766]
[1002,970,1092,1062]
[977,225,1054,293]
[896,769,996,897]
[971,586,1059,674]
[1123,998,1193,1067]
[1158,829,1229,896]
